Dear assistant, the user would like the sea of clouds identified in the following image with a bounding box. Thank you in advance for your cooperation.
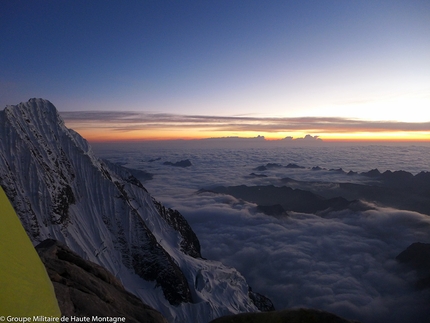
[93,142,430,323]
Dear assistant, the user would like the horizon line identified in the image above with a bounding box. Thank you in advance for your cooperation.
[86,135,430,144]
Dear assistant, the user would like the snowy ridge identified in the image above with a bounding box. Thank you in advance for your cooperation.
[0,99,258,323]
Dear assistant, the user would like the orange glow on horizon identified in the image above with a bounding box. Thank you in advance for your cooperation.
[75,126,430,143]
[320,132,430,142]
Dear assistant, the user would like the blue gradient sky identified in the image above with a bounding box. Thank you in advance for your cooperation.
[1,0,430,140]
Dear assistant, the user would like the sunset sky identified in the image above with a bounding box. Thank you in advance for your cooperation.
[1,0,430,142]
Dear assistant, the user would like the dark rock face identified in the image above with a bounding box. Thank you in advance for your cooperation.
[153,200,202,258]
[163,159,192,167]
[36,239,168,323]
[209,308,359,323]
[396,242,430,289]
[127,215,194,306]
[248,288,275,312]
[396,242,430,268]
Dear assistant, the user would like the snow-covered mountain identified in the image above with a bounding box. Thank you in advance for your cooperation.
[0,99,260,323]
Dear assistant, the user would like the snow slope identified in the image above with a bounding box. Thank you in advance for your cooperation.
[0,99,258,323]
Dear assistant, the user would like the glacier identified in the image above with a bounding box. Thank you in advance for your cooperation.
[0,98,259,323]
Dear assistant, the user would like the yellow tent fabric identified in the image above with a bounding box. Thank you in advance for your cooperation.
[0,186,61,317]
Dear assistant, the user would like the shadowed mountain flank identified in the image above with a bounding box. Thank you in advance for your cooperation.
[279,170,430,216]
[200,185,367,215]
[36,239,168,323]
[396,242,430,290]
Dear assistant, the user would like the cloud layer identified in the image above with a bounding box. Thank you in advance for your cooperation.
[183,200,430,323]
[93,143,430,323]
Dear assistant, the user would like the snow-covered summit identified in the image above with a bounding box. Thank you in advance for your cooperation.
[0,99,259,323]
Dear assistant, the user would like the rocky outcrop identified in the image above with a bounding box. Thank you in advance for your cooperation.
[153,200,202,258]
[36,239,168,323]
[248,288,275,312]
